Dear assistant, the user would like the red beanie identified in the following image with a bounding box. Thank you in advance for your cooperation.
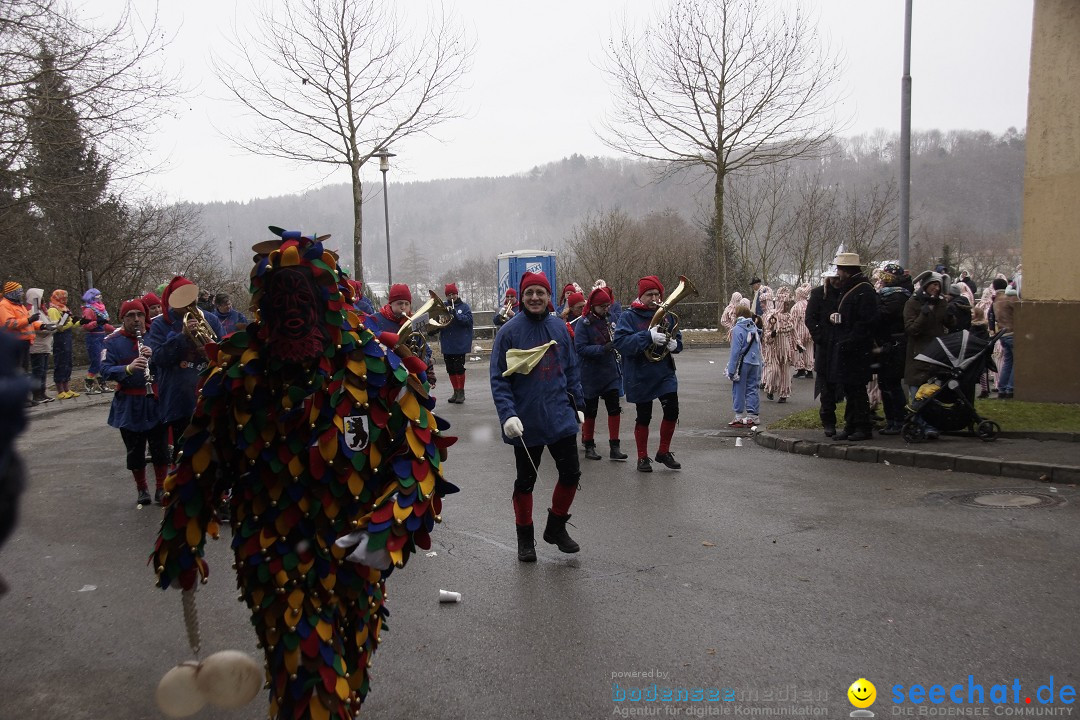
[388,283,412,304]
[637,276,664,299]
[566,291,585,308]
[519,271,551,297]
[161,276,195,322]
[141,292,161,308]
[444,283,458,296]
[505,288,517,297]
[584,287,611,315]
[120,299,146,317]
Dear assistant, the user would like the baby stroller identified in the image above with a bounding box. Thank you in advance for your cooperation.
[902,330,1004,443]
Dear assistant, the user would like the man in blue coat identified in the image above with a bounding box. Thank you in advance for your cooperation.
[490,271,584,562]
[101,299,169,505]
[614,276,683,473]
[144,277,225,462]
[438,283,473,404]
[370,283,435,388]
[574,286,627,461]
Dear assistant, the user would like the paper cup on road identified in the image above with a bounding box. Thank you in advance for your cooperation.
[438,589,462,603]
[735,437,743,447]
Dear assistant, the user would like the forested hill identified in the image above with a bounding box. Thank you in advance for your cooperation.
[188,129,1025,279]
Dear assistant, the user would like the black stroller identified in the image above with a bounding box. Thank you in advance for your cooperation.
[902,330,1004,443]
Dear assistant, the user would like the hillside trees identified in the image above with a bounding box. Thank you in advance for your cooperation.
[213,0,473,286]
[600,0,843,322]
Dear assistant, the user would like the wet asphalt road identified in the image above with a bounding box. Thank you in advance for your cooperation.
[1,347,1077,720]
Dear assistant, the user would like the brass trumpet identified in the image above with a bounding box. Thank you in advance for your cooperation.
[645,275,698,362]
[167,283,219,347]
[424,290,454,331]
[497,295,515,320]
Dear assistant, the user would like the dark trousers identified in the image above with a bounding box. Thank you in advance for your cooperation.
[53,331,73,384]
[29,353,49,395]
[584,389,621,419]
[818,383,841,428]
[444,353,466,375]
[120,425,170,470]
[635,391,679,425]
[842,382,872,433]
[512,434,580,494]
[168,417,189,463]
[879,376,907,425]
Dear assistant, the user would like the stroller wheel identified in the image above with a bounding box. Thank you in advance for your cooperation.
[901,422,925,443]
[976,420,1001,442]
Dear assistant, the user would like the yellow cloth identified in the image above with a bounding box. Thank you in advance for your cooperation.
[501,340,556,377]
[915,382,941,401]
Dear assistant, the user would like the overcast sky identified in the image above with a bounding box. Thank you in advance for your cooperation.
[100,0,1034,204]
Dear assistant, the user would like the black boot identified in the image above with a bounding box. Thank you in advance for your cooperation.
[542,509,580,553]
[583,441,601,461]
[516,524,537,562]
[609,440,628,460]
[455,388,465,403]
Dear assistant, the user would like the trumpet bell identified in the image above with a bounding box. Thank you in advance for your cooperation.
[425,290,454,330]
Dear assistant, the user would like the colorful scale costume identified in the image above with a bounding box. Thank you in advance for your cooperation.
[151,230,457,720]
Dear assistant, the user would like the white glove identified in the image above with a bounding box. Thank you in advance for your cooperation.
[666,338,677,351]
[503,416,524,438]
[649,327,666,345]
[576,410,585,424]
[334,529,392,570]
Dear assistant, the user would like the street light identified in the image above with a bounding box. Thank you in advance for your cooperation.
[372,147,396,288]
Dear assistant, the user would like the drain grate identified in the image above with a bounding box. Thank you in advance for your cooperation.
[948,489,1066,509]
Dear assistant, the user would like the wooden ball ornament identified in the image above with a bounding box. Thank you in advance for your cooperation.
[155,662,206,718]
[195,650,264,709]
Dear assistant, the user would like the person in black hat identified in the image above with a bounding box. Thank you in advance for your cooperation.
[875,263,913,435]
[826,253,879,441]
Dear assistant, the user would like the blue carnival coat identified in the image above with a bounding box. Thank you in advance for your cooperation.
[354,296,375,316]
[210,308,248,337]
[573,313,621,399]
[613,305,682,404]
[144,310,224,424]
[726,317,762,376]
[490,311,583,447]
[370,309,433,366]
[438,299,474,355]
[100,331,161,432]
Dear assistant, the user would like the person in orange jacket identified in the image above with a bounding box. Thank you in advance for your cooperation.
[0,282,43,393]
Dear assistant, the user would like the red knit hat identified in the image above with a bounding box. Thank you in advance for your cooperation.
[120,299,146,317]
[638,276,664,298]
[141,292,161,308]
[566,291,585,308]
[161,276,195,322]
[584,287,611,315]
[444,283,458,296]
[388,283,412,304]
[519,271,551,296]
[505,288,517,297]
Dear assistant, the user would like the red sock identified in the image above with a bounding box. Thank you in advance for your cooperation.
[634,423,650,459]
[512,491,533,526]
[153,465,168,490]
[551,483,577,516]
[581,417,595,443]
[659,419,677,454]
[455,374,466,390]
[608,414,621,441]
[131,467,147,491]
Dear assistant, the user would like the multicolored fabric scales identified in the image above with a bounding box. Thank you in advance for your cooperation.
[151,229,458,719]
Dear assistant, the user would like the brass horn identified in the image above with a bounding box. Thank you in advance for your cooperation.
[168,283,219,346]
[645,275,698,362]
[424,290,454,331]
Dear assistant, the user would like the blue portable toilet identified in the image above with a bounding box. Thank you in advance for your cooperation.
[496,250,557,307]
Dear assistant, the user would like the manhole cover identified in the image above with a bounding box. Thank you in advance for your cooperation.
[950,489,1065,509]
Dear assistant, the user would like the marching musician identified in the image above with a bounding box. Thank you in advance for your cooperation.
[141,292,163,324]
[211,292,248,336]
[438,283,473,404]
[573,286,627,461]
[144,276,224,462]
[100,299,169,506]
[613,276,683,473]
[490,271,585,562]
[562,291,585,338]
[371,283,436,387]
[493,287,518,328]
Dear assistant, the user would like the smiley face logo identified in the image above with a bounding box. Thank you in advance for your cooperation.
[848,678,877,708]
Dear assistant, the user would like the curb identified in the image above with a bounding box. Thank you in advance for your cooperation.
[754,430,1080,483]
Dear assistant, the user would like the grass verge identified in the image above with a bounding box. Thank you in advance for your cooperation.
[770,399,1080,433]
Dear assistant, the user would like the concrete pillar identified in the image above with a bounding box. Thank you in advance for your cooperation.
[1016,0,1080,403]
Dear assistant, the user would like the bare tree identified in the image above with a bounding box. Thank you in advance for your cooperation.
[600,0,843,323]
[0,0,179,183]
[834,179,899,268]
[563,208,642,301]
[725,163,795,285]
[213,0,472,284]
[783,170,839,283]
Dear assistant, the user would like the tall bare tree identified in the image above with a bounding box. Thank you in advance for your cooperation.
[213,0,472,283]
[600,0,843,323]
[725,163,795,285]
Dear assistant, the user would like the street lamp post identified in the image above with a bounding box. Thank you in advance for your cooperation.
[373,147,396,288]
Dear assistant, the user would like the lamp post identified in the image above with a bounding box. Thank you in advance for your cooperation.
[373,147,396,288]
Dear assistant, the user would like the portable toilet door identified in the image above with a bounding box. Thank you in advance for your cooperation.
[496,250,557,307]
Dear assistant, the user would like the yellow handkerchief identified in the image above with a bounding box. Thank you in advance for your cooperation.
[502,340,557,377]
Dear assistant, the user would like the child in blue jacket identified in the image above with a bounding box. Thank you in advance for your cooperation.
[726,305,762,427]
